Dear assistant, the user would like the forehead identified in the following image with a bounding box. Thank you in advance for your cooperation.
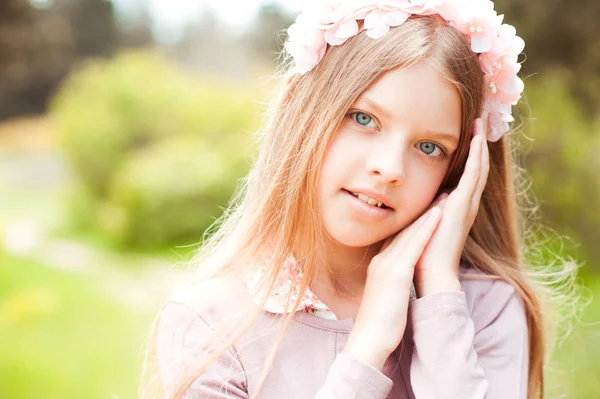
[356,62,462,138]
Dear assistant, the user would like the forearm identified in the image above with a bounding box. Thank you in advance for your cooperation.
[342,336,390,371]
[414,269,462,298]
[314,353,393,399]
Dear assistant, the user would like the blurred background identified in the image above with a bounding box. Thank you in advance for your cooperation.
[0,0,598,398]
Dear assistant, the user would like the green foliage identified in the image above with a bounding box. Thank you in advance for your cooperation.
[106,135,248,246]
[545,278,600,397]
[0,256,152,399]
[518,71,600,270]
[49,50,260,247]
[2,255,599,398]
[493,0,600,116]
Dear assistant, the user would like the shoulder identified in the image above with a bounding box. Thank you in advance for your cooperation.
[159,272,258,333]
[155,274,254,368]
[458,264,528,335]
[155,275,253,397]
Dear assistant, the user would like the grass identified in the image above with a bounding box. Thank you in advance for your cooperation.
[1,252,599,399]
[545,277,600,398]
[0,254,157,399]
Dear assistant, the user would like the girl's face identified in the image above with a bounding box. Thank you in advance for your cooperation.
[317,62,462,248]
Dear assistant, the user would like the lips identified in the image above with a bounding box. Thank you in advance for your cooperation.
[341,189,394,222]
[343,189,394,210]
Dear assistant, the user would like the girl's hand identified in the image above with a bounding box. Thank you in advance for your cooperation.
[343,195,447,370]
[413,118,490,298]
[343,119,488,369]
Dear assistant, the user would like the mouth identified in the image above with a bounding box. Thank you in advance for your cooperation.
[342,189,393,210]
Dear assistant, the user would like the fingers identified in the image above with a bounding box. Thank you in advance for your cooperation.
[402,193,447,233]
[455,118,490,204]
[455,132,482,198]
[379,209,431,255]
[394,195,447,251]
[379,236,394,253]
[473,120,490,206]
[380,196,446,256]
[393,206,442,266]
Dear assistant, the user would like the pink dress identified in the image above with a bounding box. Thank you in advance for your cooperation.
[156,262,529,398]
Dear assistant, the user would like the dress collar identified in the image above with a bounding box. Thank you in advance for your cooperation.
[245,256,339,320]
[246,256,418,321]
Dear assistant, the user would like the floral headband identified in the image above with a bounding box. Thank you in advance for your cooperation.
[283,0,525,142]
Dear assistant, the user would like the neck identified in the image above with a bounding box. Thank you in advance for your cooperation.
[309,237,384,302]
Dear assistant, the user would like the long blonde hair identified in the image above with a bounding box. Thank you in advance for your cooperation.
[142,15,580,399]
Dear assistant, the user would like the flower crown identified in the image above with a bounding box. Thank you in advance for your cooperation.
[283,0,525,142]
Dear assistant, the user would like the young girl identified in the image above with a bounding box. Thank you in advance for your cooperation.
[144,1,576,398]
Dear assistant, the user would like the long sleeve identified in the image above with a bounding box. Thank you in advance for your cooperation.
[314,352,394,399]
[408,281,529,399]
[157,301,395,399]
[311,284,419,398]
[156,302,249,399]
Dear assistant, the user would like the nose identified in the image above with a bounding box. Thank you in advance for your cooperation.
[367,142,407,185]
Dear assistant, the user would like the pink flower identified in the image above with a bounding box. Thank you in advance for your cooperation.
[486,71,524,105]
[311,1,358,45]
[284,0,526,141]
[284,24,327,74]
[483,101,512,141]
[324,18,360,45]
[439,0,501,53]
[398,0,442,15]
[363,8,411,39]
[489,24,525,59]
[480,24,524,76]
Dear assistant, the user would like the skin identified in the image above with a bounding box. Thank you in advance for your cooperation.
[312,62,490,370]
[313,62,461,302]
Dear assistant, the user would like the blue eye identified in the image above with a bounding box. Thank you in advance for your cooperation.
[418,142,444,158]
[352,112,376,128]
[348,111,446,159]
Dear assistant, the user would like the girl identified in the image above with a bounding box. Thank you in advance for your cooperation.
[144,1,577,398]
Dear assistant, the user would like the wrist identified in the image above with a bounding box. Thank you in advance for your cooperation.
[414,272,462,298]
[342,338,390,371]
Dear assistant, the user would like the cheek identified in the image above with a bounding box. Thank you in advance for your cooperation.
[319,130,358,185]
[402,161,448,213]
[415,166,447,195]
[316,142,343,204]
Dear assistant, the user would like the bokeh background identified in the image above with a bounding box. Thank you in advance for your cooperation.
[0,0,598,398]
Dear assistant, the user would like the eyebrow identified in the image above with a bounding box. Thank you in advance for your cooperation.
[357,96,460,147]
[359,96,394,120]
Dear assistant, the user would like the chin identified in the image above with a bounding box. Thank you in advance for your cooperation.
[325,226,391,248]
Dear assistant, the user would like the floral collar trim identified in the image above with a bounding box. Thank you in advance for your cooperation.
[246,256,419,321]
[245,257,339,320]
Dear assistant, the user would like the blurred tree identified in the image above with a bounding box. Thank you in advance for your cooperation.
[495,0,600,116]
[517,71,600,271]
[173,2,295,78]
[242,2,295,64]
[174,4,241,75]
[50,51,264,248]
[0,0,143,121]
[113,2,153,48]
[67,0,118,58]
[0,0,69,119]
